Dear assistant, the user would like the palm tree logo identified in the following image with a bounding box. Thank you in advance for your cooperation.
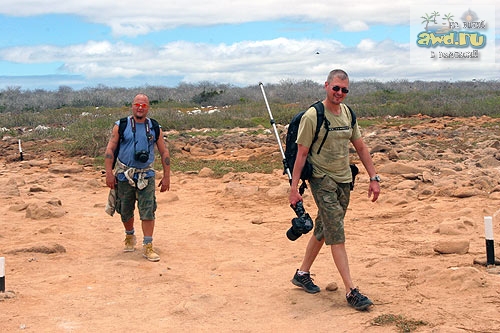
[421,11,455,33]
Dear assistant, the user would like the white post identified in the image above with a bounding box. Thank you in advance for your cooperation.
[484,216,495,266]
[18,139,23,161]
[0,257,5,292]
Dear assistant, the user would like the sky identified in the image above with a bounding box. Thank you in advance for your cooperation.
[0,0,498,91]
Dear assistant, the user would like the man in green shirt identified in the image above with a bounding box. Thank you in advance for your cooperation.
[289,69,381,311]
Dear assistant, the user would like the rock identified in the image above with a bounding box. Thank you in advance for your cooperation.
[378,162,424,175]
[9,202,28,211]
[161,192,179,202]
[48,165,83,174]
[421,171,434,183]
[433,239,469,254]
[266,184,289,199]
[394,180,418,190]
[251,217,264,225]
[29,185,50,192]
[198,167,215,177]
[0,178,20,197]
[224,182,259,197]
[477,156,500,168]
[451,188,482,198]
[435,221,467,235]
[326,282,338,291]
[21,160,51,168]
[25,202,66,220]
[489,192,500,200]
[387,149,399,160]
[370,144,391,154]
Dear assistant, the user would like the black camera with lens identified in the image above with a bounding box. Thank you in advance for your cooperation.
[134,150,149,163]
[286,201,314,241]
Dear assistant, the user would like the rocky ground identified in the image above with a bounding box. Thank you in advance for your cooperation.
[1,114,500,332]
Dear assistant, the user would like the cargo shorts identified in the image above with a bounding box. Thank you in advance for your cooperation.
[115,176,157,222]
[308,175,351,245]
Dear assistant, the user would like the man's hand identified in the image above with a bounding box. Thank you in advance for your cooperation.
[105,172,116,189]
[368,181,380,202]
[289,187,302,207]
[158,177,170,192]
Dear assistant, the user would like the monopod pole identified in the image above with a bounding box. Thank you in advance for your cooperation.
[259,82,292,181]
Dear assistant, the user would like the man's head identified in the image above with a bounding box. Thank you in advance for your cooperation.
[132,94,150,120]
[325,69,349,105]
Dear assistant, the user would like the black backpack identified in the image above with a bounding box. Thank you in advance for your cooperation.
[112,117,161,168]
[284,101,357,192]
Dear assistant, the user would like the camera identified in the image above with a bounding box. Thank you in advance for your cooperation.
[134,150,149,163]
[286,201,314,241]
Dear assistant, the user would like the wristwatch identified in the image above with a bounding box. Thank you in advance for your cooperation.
[370,175,381,182]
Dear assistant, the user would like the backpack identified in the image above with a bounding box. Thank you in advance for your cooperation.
[112,117,161,168]
[284,101,357,192]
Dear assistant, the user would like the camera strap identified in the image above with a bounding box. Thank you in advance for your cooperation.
[129,116,152,154]
[129,116,151,136]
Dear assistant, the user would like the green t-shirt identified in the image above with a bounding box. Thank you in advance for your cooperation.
[296,103,361,183]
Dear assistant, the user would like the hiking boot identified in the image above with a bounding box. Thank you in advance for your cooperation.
[123,234,136,252]
[346,288,373,311]
[142,243,160,262]
[291,269,320,294]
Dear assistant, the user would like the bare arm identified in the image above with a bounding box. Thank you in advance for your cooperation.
[351,137,380,202]
[104,125,119,189]
[289,143,309,206]
[156,128,171,192]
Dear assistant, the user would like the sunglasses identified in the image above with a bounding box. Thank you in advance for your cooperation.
[332,86,349,94]
[133,103,149,108]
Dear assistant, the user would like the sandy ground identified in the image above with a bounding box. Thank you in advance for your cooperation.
[1,119,500,332]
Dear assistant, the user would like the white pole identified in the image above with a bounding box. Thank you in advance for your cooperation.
[484,216,495,266]
[0,257,5,292]
[18,139,23,161]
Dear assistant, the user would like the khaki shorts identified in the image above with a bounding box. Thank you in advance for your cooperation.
[115,177,157,222]
[309,175,351,245]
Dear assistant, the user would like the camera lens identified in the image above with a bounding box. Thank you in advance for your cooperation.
[134,151,149,163]
[286,226,302,241]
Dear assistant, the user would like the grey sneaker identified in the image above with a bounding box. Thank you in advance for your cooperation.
[291,269,320,294]
[123,234,136,252]
[346,288,373,311]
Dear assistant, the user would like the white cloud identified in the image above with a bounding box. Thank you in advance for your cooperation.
[0,0,498,89]
[2,36,496,86]
[357,39,377,51]
[5,0,496,37]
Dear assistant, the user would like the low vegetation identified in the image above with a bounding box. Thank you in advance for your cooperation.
[0,79,498,174]
[371,313,428,332]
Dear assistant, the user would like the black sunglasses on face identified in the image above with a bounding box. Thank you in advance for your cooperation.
[332,86,349,94]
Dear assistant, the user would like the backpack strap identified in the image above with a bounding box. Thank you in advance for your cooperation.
[118,117,128,142]
[345,104,357,128]
[312,103,357,155]
[150,118,161,142]
[310,101,329,155]
[119,117,160,142]
[113,117,129,169]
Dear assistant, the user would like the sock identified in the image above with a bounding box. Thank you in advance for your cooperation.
[125,229,134,235]
[143,236,153,244]
[297,270,309,276]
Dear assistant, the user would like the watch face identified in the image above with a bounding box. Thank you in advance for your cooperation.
[371,175,381,182]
